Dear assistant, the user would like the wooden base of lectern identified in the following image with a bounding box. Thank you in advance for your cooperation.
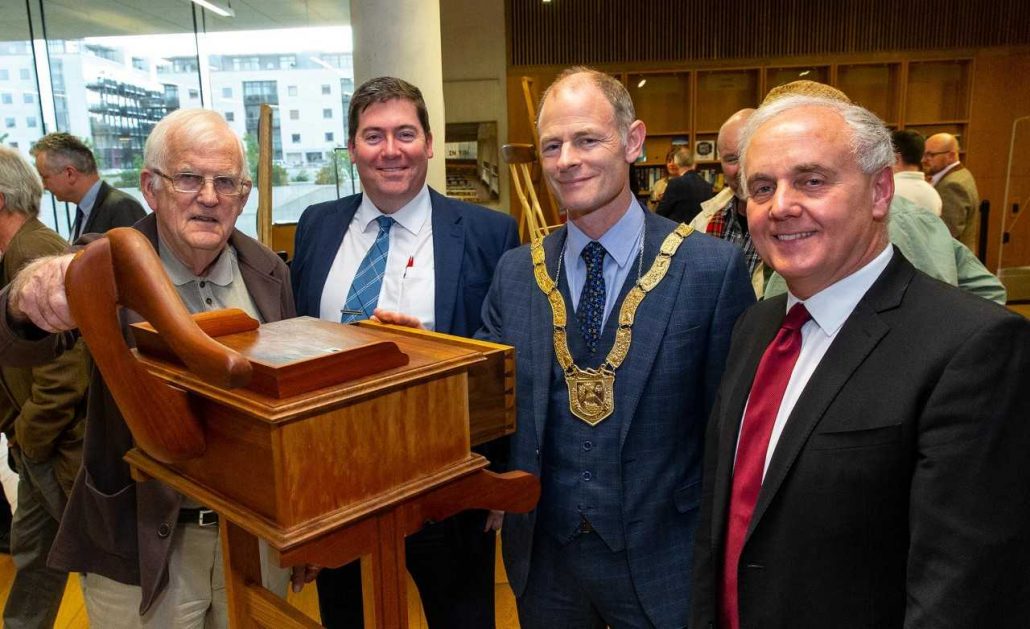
[63,229,539,628]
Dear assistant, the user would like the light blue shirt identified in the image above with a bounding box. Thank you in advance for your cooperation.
[564,199,646,327]
[77,179,103,225]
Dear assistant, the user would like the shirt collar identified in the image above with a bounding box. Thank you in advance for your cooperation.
[930,161,961,187]
[566,197,646,269]
[79,179,103,212]
[895,170,927,181]
[787,245,893,337]
[356,185,431,236]
[160,241,235,287]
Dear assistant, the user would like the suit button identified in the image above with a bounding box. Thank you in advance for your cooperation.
[583,440,593,451]
[158,523,171,538]
[582,471,592,481]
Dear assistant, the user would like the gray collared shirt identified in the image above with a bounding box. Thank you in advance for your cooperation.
[158,242,262,323]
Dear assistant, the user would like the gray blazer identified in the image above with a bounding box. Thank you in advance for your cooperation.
[479,210,754,628]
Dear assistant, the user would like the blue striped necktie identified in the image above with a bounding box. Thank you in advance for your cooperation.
[577,241,607,353]
[341,216,395,323]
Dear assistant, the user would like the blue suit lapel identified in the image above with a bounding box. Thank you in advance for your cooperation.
[304,195,360,317]
[430,189,464,334]
[531,227,565,448]
[616,213,685,450]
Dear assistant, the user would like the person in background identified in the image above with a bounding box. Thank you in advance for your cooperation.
[0,145,89,629]
[890,129,942,216]
[923,132,980,251]
[30,133,146,241]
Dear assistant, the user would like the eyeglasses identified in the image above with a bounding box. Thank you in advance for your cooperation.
[922,150,950,158]
[152,169,248,196]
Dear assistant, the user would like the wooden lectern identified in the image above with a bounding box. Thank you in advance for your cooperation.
[64,228,539,628]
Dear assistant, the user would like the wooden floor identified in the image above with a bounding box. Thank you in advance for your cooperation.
[0,539,520,628]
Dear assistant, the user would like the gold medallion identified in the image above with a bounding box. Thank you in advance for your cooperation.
[531,222,693,425]
[565,366,615,426]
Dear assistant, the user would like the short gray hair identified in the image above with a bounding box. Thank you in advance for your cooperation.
[538,66,636,142]
[30,132,98,175]
[144,109,249,185]
[0,146,43,217]
[739,95,894,196]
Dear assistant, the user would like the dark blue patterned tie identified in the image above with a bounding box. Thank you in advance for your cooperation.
[577,241,607,353]
[341,216,395,323]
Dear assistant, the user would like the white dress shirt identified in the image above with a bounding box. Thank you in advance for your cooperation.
[319,186,436,330]
[893,171,943,216]
[748,245,894,479]
[929,160,961,187]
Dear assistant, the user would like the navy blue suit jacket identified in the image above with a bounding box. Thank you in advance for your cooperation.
[479,210,755,628]
[291,187,519,337]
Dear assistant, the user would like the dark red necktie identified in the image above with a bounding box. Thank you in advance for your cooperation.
[720,303,811,629]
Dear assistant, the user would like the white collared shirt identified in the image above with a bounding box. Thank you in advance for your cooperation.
[930,161,961,187]
[319,186,436,330]
[745,245,894,479]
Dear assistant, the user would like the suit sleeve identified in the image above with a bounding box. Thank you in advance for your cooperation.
[14,339,88,461]
[702,249,755,416]
[474,249,512,344]
[937,180,974,239]
[905,314,1030,627]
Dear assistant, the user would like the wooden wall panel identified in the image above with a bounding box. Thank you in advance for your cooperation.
[508,0,1030,67]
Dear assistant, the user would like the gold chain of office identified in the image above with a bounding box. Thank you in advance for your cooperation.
[531,222,693,426]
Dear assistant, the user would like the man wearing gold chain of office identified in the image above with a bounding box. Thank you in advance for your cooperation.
[478,67,755,628]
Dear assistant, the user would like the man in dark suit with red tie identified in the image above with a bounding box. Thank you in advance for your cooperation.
[691,94,1030,628]
[31,132,146,240]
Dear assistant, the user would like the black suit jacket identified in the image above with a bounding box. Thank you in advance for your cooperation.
[655,171,714,224]
[81,181,147,235]
[692,250,1030,628]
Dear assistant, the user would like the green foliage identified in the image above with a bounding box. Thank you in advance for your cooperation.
[315,151,351,185]
[245,132,288,185]
[292,170,310,182]
[115,155,144,188]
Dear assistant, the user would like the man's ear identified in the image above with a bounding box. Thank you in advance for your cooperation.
[624,120,646,164]
[871,166,894,221]
[139,170,160,212]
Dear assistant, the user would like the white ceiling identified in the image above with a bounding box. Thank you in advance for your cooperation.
[4,0,350,41]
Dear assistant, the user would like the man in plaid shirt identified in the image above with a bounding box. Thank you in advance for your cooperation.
[690,108,765,297]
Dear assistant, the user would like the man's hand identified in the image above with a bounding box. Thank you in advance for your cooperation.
[371,308,424,329]
[290,563,321,593]
[485,509,504,532]
[8,254,77,333]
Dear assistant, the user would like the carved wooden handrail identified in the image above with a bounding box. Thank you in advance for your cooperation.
[64,227,255,462]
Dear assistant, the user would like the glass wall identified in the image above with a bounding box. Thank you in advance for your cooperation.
[0,1,352,238]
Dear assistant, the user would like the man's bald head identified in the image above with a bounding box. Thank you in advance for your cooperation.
[717,108,755,199]
[922,132,960,175]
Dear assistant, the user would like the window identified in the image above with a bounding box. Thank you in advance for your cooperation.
[222,87,232,98]
[323,108,332,119]
[321,84,331,95]
[20,69,30,80]
[288,85,298,97]
[4,118,14,129]
[325,132,334,142]
[291,133,301,143]
[188,88,199,99]
[26,116,37,128]
[23,93,33,104]
[225,111,235,122]
[289,109,299,120]
[132,57,147,71]
[306,151,323,162]
[0,70,8,80]
[8,142,17,149]
[0,94,11,105]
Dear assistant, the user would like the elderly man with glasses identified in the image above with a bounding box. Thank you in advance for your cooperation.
[0,109,295,628]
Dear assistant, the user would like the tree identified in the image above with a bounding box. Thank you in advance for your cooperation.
[115,155,144,188]
[292,170,310,183]
[244,132,288,186]
[315,151,352,185]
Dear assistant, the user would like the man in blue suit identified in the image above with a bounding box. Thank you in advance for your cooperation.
[477,67,754,628]
[290,76,519,628]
